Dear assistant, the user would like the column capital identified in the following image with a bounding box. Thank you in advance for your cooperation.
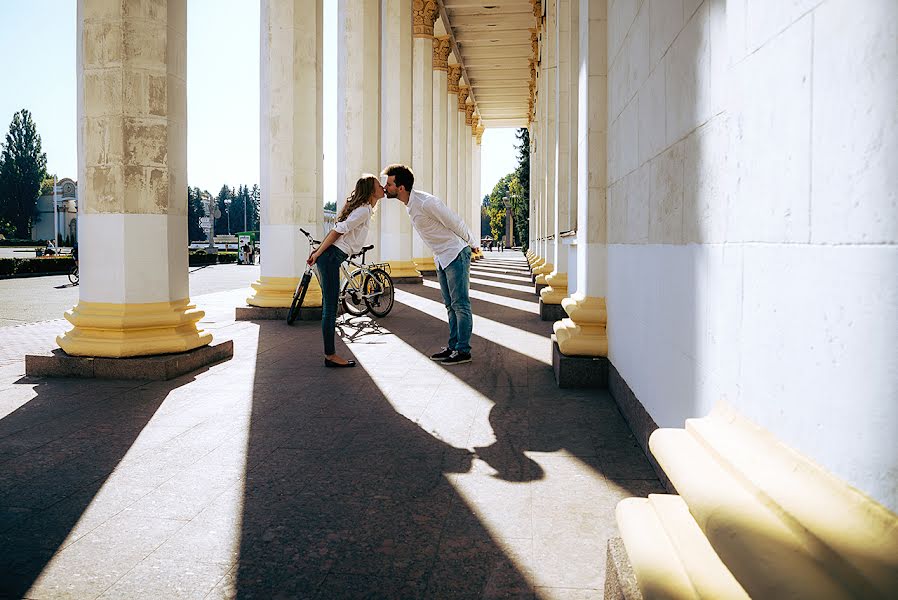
[465,104,475,126]
[456,85,469,111]
[432,35,451,71]
[413,0,440,38]
[447,64,462,92]
[475,123,485,144]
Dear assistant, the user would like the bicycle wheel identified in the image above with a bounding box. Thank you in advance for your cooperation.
[287,271,311,325]
[68,265,79,285]
[340,269,369,316]
[364,268,394,317]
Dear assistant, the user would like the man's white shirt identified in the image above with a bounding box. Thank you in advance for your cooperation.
[405,190,478,270]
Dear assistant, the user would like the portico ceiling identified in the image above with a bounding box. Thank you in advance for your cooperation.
[440,0,536,129]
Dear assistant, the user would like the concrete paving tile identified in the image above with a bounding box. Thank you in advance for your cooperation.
[535,587,603,599]
[23,513,186,599]
[96,557,231,600]
[531,535,607,589]
[315,573,428,600]
[428,533,536,600]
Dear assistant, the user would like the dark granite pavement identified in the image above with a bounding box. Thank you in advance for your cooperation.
[0,252,662,599]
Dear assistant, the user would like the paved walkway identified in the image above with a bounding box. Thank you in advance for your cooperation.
[0,252,661,599]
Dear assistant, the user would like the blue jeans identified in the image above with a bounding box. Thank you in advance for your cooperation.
[317,245,347,355]
[436,247,472,354]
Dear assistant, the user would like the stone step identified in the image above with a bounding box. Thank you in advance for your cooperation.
[631,405,898,599]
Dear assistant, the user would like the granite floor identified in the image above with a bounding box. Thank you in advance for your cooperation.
[0,251,663,599]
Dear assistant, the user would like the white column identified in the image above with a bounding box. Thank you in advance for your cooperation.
[446,64,461,216]
[411,4,439,274]
[337,0,380,257]
[536,1,557,281]
[432,37,450,208]
[565,0,580,294]
[456,85,469,227]
[380,0,418,280]
[249,0,325,309]
[472,119,484,249]
[464,105,475,242]
[59,0,209,357]
[542,0,571,305]
[554,0,607,357]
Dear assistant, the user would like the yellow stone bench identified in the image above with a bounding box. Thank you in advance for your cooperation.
[611,404,898,599]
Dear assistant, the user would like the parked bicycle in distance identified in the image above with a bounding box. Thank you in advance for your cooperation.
[68,265,79,285]
[287,228,395,325]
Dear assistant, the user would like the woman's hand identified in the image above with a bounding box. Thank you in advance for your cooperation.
[307,251,319,266]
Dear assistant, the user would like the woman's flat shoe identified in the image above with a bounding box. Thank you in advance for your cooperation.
[324,358,356,368]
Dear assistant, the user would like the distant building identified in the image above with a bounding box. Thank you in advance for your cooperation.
[32,178,77,244]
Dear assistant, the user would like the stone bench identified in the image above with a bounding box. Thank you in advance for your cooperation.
[607,404,898,599]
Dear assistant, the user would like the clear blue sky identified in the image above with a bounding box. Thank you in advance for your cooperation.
[0,1,520,203]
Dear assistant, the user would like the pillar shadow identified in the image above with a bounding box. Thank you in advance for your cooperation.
[0,372,208,597]
[232,255,663,597]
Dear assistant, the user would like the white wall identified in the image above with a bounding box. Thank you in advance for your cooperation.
[605,0,898,510]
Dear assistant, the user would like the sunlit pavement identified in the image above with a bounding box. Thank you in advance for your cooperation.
[0,252,663,599]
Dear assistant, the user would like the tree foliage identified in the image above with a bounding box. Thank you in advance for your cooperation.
[0,110,48,238]
[482,128,530,248]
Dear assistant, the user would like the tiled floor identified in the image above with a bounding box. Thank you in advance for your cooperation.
[0,252,662,599]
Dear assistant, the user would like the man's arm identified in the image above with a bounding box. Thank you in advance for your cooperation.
[426,198,479,248]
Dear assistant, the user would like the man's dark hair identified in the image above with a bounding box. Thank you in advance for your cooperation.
[382,164,414,192]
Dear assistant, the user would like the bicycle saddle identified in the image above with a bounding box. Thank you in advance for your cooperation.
[350,245,375,259]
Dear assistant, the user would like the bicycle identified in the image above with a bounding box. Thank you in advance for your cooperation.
[286,228,395,325]
[68,264,79,285]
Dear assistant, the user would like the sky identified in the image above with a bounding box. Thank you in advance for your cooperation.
[0,0,521,204]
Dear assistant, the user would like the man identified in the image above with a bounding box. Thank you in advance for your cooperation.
[381,164,479,365]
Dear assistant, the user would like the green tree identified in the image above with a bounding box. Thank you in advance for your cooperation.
[512,128,530,248]
[0,110,48,238]
[250,184,261,231]
[187,186,206,242]
[215,185,235,234]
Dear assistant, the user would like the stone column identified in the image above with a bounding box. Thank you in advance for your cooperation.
[59,0,210,358]
[456,84,469,227]
[248,0,325,310]
[465,103,476,247]
[336,0,381,257]
[472,119,485,252]
[540,0,571,316]
[553,0,607,357]
[432,36,451,210]
[564,0,580,292]
[446,64,461,215]
[411,1,439,274]
[380,0,420,281]
[535,1,556,282]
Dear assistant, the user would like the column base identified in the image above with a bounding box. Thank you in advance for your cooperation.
[539,299,567,321]
[387,260,423,283]
[413,256,437,275]
[535,282,547,296]
[533,261,553,276]
[247,276,322,308]
[27,340,233,381]
[552,337,609,388]
[56,299,213,358]
[553,294,608,357]
[235,305,322,321]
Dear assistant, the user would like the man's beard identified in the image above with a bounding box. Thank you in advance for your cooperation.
[385,190,398,198]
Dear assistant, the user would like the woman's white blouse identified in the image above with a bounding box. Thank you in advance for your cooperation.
[332,204,372,257]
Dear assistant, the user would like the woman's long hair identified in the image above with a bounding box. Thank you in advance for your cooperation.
[337,174,377,222]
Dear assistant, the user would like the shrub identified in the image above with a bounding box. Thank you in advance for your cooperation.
[0,256,74,277]
[14,256,74,275]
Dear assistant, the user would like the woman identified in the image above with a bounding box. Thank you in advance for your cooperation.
[307,174,384,368]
